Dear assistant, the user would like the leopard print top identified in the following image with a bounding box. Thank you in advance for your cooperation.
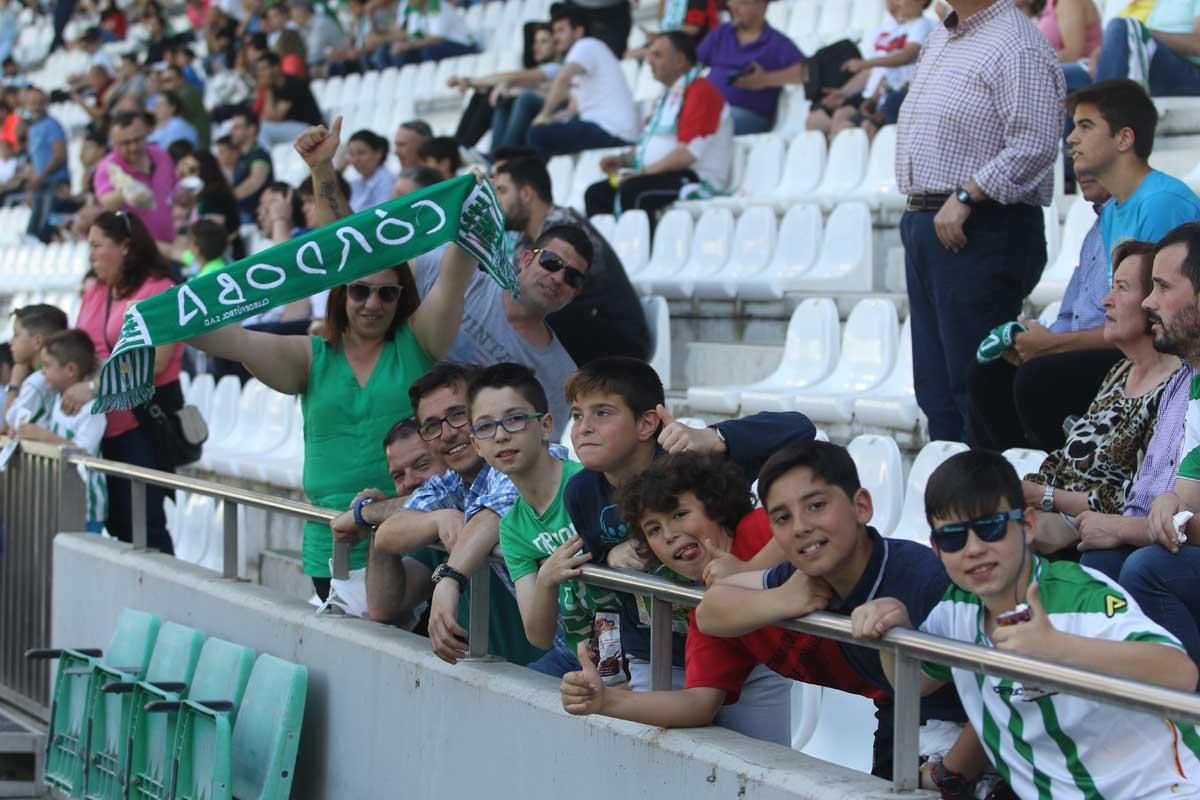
[1027,360,1179,515]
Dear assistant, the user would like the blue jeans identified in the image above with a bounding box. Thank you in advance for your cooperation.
[525,119,628,159]
[528,641,580,678]
[1096,17,1200,96]
[26,181,66,242]
[491,91,543,154]
[390,40,477,67]
[901,204,1046,442]
[1120,545,1200,670]
[1079,544,1139,582]
[729,104,772,135]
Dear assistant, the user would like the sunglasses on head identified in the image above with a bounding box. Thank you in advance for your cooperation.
[930,509,1024,553]
[346,282,403,304]
[529,248,586,289]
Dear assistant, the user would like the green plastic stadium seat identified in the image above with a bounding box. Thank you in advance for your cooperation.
[171,654,307,800]
[83,622,205,800]
[28,609,161,798]
[127,638,255,800]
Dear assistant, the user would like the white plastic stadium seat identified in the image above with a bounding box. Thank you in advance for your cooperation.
[199,376,243,462]
[795,201,874,293]
[612,209,651,277]
[566,148,618,212]
[792,298,900,424]
[846,125,904,213]
[186,373,215,423]
[1044,201,1061,268]
[641,295,672,390]
[852,316,922,433]
[1003,448,1048,480]
[847,434,904,535]
[890,440,971,545]
[727,297,842,415]
[634,209,693,295]
[589,213,616,244]
[547,156,574,207]
[655,207,734,299]
[713,135,784,206]
[198,380,268,475]
[694,206,777,299]
[808,128,870,209]
[1031,195,1096,307]
[770,131,827,208]
[735,204,823,300]
[799,687,877,773]
[1039,301,1062,327]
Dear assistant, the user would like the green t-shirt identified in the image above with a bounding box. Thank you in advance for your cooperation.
[499,458,622,650]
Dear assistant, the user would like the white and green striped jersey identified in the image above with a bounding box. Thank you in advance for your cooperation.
[920,556,1200,799]
[1178,373,1200,483]
[45,394,107,526]
[5,371,54,429]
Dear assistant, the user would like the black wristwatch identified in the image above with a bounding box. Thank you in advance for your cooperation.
[431,563,469,592]
[955,186,974,208]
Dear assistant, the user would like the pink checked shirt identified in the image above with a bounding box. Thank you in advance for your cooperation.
[895,0,1065,206]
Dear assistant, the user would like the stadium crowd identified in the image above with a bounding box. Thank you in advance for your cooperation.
[6,0,1200,796]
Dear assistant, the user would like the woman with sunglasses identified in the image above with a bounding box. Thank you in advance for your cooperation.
[183,221,481,600]
[62,210,184,554]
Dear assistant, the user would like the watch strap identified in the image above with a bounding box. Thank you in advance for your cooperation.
[432,563,469,592]
[955,186,973,207]
[352,496,375,528]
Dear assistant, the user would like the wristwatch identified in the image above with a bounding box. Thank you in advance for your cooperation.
[955,186,974,208]
[431,563,469,592]
[1041,484,1055,512]
[4,384,17,394]
[352,496,376,529]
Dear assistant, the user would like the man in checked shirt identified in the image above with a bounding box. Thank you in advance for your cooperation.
[896,0,1064,443]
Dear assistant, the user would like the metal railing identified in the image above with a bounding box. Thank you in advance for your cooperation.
[5,443,1200,794]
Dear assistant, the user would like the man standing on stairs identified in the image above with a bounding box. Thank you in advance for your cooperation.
[896,0,1064,442]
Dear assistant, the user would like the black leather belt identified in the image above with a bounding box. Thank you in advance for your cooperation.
[906,192,999,212]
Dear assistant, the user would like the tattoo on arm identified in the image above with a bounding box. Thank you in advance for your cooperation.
[318,179,349,221]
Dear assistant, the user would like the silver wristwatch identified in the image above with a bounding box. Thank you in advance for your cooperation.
[1040,484,1055,512]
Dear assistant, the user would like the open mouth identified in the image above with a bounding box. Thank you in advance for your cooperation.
[673,542,699,561]
[445,442,469,457]
[495,448,520,460]
[797,539,828,557]
[966,562,997,581]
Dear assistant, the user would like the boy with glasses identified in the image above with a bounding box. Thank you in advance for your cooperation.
[854,449,1200,798]
[467,362,622,677]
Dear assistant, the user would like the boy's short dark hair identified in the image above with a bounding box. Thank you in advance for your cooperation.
[617,453,754,544]
[466,362,549,417]
[535,223,594,270]
[383,416,420,449]
[400,119,433,139]
[43,329,97,377]
[494,156,553,204]
[12,304,69,338]
[1153,220,1200,294]
[418,136,462,173]
[563,357,664,417]
[408,362,480,413]
[189,218,227,262]
[0,342,11,367]
[1066,78,1159,160]
[923,449,1025,528]
[550,2,588,33]
[490,145,537,165]
[757,439,861,510]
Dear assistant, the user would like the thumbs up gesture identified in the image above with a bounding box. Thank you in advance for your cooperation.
[294,115,343,169]
[560,640,606,716]
[656,404,727,456]
[990,582,1065,660]
[699,537,746,587]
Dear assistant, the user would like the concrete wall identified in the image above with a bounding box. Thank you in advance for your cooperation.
[52,534,913,800]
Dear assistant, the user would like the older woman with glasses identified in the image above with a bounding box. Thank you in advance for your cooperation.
[185,227,480,599]
[63,210,185,553]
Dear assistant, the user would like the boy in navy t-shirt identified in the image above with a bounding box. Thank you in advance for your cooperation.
[696,439,966,781]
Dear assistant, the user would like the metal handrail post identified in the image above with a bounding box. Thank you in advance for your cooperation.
[54,446,86,533]
[649,597,673,691]
[222,501,239,580]
[465,566,492,660]
[130,480,147,549]
[890,650,922,792]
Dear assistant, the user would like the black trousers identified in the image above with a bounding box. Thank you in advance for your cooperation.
[102,425,175,554]
[584,170,698,227]
[968,348,1123,452]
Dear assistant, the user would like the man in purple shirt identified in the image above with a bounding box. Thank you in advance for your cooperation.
[695,0,804,134]
[93,110,179,243]
[967,173,1122,452]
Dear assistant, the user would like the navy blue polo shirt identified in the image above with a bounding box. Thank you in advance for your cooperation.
[764,527,965,724]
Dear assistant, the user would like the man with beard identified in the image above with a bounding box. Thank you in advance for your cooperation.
[492,156,649,366]
[1124,221,1200,672]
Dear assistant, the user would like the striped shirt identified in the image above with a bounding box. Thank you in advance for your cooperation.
[920,556,1200,799]
[895,0,1065,205]
[1176,372,1200,483]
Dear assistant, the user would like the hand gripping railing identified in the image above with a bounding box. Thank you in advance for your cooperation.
[28,447,1200,794]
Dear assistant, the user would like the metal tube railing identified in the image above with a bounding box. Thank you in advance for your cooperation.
[6,445,1200,794]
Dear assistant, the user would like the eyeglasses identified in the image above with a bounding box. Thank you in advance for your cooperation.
[418,408,470,441]
[529,248,586,289]
[115,210,132,234]
[347,282,403,304]
[930,509,1024,553]
[471,412,545,440]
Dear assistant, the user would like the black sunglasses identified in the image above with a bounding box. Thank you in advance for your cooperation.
[529,248,586,289]
[347,282,403,304]
[930,509,1024,553]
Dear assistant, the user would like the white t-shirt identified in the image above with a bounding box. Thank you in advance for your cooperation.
[399,1,474,46]
[864,15,935,97]
[565,37,639,142]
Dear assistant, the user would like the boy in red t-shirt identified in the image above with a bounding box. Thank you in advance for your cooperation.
[559,452,883,743]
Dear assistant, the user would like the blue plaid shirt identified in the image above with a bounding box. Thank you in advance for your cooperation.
[404,444,570,520]
[1050,213,1108,334]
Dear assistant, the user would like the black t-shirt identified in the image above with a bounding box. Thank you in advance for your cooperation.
[232,145,273,216]
[563,411,817,662]
[528,206,651,366]
[274,75,323,125]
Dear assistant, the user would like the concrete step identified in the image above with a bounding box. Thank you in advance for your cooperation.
[0,708,42,799]
[684,342,782,390]
[258,548,314,604]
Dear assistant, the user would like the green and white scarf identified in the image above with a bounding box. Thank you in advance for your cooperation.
[93,174,514,413]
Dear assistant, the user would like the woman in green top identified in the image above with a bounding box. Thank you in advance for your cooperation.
[189,239,479,598]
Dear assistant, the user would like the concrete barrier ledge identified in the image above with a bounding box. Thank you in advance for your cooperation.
[52,533,922,799]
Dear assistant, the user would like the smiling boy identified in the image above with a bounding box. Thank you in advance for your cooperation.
[855,449,1200,798]
[467,362,621,677]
